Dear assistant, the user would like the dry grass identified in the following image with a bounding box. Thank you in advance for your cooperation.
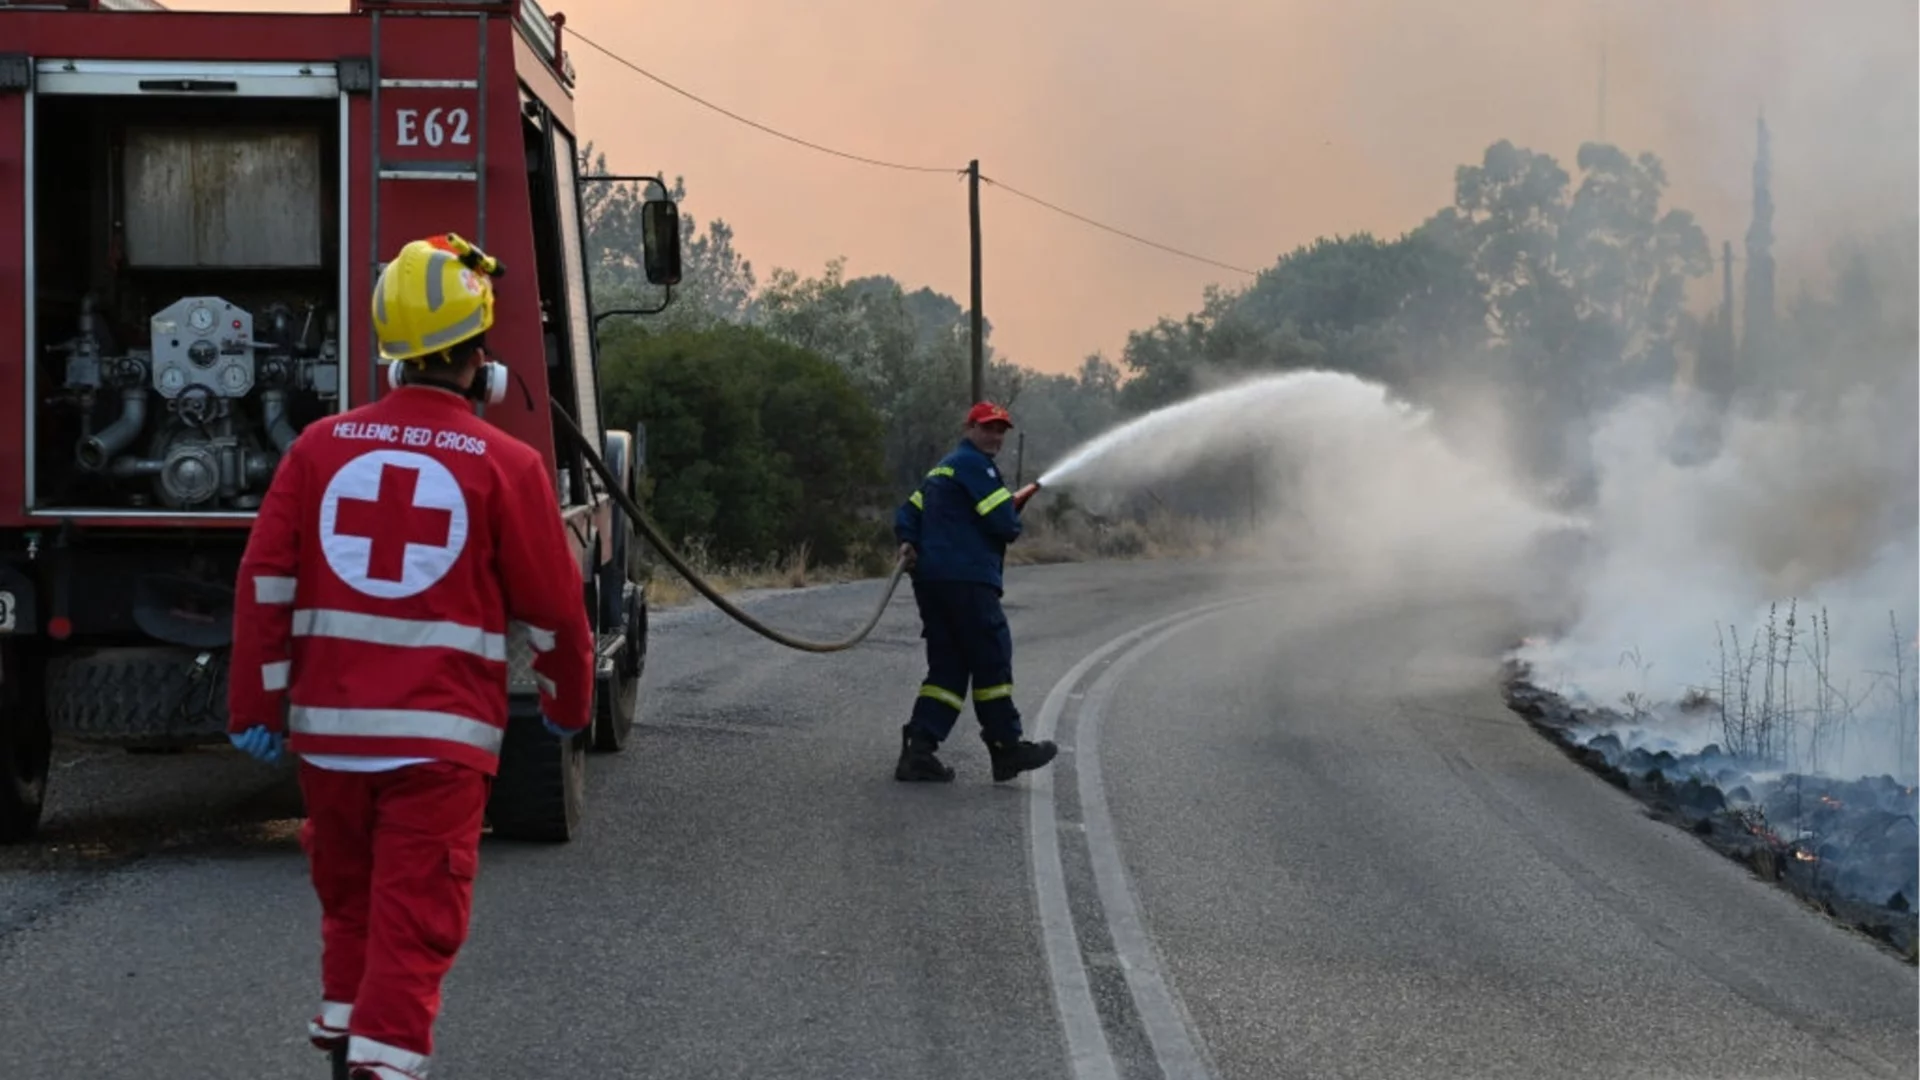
[642,537,896,609]
[1692,604,1917,781]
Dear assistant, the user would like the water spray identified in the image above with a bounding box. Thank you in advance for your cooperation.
[1011,368,1587,601]
[1019,369,1432,514]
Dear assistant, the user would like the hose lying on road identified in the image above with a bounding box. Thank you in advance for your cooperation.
[549,400,906,654]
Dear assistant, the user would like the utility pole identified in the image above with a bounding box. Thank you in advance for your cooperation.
[968,159,984,404]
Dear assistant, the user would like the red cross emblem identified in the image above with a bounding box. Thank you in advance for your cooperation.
[319,449,470,600]
[332,463,455,582]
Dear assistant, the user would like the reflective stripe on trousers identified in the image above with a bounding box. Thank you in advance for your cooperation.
[918,684,965,711]
[906,579,1022,743]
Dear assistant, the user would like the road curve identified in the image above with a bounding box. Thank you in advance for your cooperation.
[0,558,1911,1079]
[1056,580,1916,1080]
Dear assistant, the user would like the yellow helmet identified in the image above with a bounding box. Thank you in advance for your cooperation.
[372,233,503,363]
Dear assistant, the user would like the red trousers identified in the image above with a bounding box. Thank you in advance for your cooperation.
[298,760,490,1078]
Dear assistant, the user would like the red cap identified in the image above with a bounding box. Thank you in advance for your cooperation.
[966,401,1014,428]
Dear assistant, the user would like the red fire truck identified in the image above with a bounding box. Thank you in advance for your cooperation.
[0,0,681,843]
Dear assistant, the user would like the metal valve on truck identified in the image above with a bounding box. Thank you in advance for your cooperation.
[50,293,342,511]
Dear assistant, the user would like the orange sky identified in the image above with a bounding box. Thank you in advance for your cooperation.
[167,1,1918,375]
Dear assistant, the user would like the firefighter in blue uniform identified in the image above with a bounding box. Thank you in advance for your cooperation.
[892,401,1058,782]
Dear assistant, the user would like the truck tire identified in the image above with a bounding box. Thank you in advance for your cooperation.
[591,581,644,752]
[0,641,52,844]
[486,700,585,843]
[43,645,229,746]
[591,427,645,754]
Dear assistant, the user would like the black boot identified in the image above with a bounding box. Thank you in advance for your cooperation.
[895,726,955,782]
[329,1041,350,1080]
[988,738,1058,782]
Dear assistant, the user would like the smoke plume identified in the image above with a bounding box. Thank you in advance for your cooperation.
[1514,237,1919,781]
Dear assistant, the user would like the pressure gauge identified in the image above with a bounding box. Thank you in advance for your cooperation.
[187,304,216,334]
[158,366,188,395]
[220,364,250,395]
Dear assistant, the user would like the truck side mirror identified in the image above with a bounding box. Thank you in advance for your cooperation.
[641,198,682,287]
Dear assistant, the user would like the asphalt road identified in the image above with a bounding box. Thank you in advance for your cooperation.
[0,558,1913,1079]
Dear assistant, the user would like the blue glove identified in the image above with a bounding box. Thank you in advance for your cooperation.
[229,725,284,764]
[542,714,582,739]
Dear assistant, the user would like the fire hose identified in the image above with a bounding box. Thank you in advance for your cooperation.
[548,401,902,653]
[549,402,1043,654]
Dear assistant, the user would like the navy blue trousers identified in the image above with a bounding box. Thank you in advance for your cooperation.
[905,579,1023,744]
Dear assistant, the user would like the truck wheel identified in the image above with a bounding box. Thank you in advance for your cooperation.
[43,645,228,745]
[591,582,644,752]
[591,428,642,754]
[0,642,52,844]
[486,700,585,843]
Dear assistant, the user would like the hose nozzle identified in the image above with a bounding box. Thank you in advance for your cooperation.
[1012,481,1041,511]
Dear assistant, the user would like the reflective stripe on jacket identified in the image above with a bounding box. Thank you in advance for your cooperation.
[894,439,1022,592]
[227,386,596,775]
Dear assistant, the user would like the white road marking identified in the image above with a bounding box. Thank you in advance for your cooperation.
[1077,616,1230,1080]
[1028,597,1257,1080]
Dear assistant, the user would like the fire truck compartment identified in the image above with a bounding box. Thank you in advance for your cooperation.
[27,76,346,517]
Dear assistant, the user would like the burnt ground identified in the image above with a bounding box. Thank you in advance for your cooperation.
[1502,662,1920,963]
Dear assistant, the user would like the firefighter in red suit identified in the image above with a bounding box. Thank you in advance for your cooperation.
[225,232,595,1080]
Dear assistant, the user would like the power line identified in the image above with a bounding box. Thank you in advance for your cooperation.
[567,29,959,175]
[978,175,1258,276]
[566,28,1258,278]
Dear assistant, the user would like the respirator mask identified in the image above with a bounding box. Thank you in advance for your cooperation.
[388,354,509,406]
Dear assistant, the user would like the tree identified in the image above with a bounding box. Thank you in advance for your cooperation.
[1416,139,1710,489]
[1116,285,1269,412]
[756,262,1024,490]
[597,322,886,565]
[1692,241,1739,408]
[1116,232,1485,414]
[1559,143,1713,395]
[1428,139,1710,418]
[1741,116,1778,370]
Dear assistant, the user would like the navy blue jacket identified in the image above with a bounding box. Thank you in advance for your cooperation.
[894,439,1022,592]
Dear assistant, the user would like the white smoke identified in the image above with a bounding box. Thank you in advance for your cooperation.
[1516,379,1920,781]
